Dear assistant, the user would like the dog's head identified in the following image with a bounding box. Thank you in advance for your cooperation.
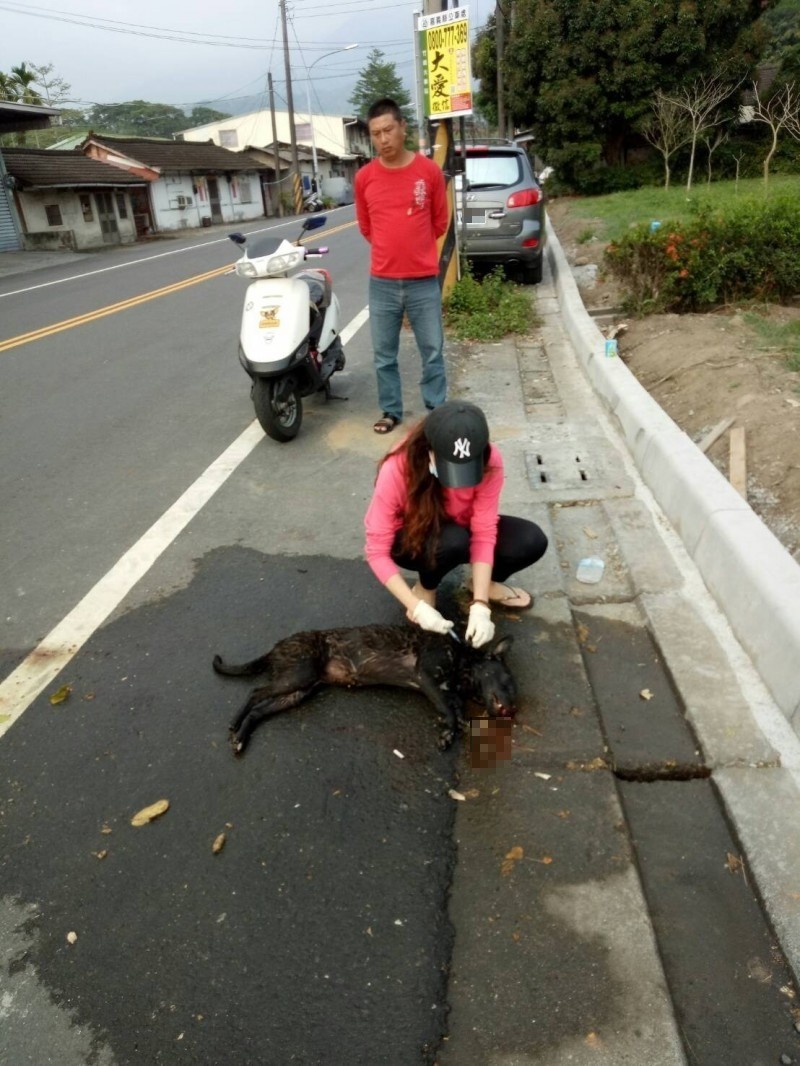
[470,635,516,718]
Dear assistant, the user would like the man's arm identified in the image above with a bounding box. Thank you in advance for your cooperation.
[354,170,372,242]
[430,164,448,239]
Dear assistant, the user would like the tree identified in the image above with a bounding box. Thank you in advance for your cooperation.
[641,92,692,189]
[661,73,743,190]
[492,0,771,191]
[187,106,232,127]
[86,100,192,138]
[28,62,71,106]
[746,79,800,182]
[349,49,414,125]
[10,62,43,105]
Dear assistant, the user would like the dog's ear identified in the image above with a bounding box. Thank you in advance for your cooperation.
[490,635,514,657]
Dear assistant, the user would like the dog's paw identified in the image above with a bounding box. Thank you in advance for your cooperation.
[437,729,455,752]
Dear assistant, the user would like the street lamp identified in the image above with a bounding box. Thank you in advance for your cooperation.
[305,44,358,192]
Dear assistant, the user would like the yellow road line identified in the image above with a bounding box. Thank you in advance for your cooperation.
[0,218,358,355]
[0,265,229,354]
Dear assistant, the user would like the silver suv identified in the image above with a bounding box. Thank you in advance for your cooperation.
[454,141,545,284]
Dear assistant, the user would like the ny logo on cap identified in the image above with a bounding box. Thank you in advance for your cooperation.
[453,437,471,459]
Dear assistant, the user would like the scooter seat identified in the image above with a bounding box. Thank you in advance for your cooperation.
[297,269,331,311]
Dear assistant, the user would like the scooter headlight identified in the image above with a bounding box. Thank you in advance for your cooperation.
[235,260,258,278]
[266,250,303,274]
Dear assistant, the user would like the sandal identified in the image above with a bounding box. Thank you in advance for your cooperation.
[373,413,400,434]
[489,585,533,610]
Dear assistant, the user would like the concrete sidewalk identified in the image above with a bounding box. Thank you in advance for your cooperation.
[440,231,800,1062]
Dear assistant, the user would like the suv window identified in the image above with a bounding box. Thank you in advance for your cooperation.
[465,152,523,189]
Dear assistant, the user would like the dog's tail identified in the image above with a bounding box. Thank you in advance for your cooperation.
[212,652,271,677]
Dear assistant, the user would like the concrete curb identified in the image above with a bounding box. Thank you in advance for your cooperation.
[545,216,800,730]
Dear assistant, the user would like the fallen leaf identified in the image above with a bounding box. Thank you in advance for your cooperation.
[639,688,655,701]
[585,1031,603,1048]
[512,931,522,942]
[83,692,95,701]
[92,849,108,860]
[448,789,466,802]
[583,526,598,539]
[66,931,78,945]
[538,856,554,865]
[725,852,744,875]
[463,788,480,799]
[212,833,226,854]
[49,684,72,706]
[576,623,590,644]
[501,845,524,876]
[131,799,170,827]
[100,824,112,835]
[556,810,571,819]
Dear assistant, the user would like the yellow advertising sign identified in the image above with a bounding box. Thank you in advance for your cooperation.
[418,5,473,120]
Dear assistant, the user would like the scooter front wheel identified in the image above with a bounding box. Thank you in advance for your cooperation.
[253,378,303,442]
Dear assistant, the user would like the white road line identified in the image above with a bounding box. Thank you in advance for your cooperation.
[0,209,352,300]
[0,306,370,739]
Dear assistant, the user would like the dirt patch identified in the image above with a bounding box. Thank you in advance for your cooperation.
[547,198,800,561]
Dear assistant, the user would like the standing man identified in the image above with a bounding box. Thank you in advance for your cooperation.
[355,98,449,434]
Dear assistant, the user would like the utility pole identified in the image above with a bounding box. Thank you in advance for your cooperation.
[268,72,283,217]
[496,1,506,139]
[279,0,302,214]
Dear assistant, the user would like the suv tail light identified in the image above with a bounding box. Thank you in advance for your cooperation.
[506,188,541,208]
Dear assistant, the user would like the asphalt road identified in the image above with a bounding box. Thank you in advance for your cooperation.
[1,209,465,1064]
[3,210,800,1065]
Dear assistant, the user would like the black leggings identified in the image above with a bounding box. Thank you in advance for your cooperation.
[391,515,548,591]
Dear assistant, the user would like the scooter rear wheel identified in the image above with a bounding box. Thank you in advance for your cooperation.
[253,378,303,442]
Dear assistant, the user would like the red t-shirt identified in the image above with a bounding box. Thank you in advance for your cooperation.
[355,153,448,279]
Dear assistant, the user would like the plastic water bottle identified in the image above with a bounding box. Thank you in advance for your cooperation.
[576,557,605,584]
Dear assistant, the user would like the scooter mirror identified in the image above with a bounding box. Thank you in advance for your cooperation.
[228,232,247,245]
[302,215,327,231]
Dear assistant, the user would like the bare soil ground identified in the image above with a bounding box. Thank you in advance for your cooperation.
[546,198,800,561]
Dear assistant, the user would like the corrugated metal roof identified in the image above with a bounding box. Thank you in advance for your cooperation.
[85,134,264,172]
[2,147,147,188]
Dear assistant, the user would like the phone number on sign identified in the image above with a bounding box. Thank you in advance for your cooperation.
[426,21,468,49]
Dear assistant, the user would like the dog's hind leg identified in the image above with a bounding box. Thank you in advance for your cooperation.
[231,686,317,754]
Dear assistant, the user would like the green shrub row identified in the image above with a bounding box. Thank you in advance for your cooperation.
[604,196,800,313]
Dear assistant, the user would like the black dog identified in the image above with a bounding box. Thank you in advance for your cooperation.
[213,624,516,754]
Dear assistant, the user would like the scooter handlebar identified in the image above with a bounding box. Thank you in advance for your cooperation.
[304,246,329,257]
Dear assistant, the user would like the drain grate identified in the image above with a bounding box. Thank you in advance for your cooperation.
[525,436,634,500]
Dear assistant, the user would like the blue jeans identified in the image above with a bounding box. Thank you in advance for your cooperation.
[368,275,447,421]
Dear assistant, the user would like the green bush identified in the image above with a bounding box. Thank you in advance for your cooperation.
[443,265,537,341]
[604,196,800,313]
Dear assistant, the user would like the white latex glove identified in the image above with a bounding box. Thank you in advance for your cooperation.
[411,599,455,635]
[466,602,495,648]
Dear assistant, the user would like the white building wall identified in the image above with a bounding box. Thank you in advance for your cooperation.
[149,170,265,231]
[181,111,369,164]
[18,188,137,249]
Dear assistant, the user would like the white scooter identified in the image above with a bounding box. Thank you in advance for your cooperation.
[228,216,345,442]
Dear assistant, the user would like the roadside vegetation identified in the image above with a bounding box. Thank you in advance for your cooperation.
[553,176,800,315]
[443,265,539,341]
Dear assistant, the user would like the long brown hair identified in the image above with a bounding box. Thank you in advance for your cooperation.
[377,418,492,562]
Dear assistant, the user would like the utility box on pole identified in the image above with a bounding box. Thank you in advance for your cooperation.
[416,2,474,296]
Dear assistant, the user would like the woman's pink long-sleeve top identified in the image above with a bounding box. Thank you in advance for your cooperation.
[364,444,504,585]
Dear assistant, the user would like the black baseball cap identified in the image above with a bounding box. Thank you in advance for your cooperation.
[424,401,490,488]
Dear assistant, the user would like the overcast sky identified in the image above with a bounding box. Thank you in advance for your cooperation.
[1,0,489,117]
